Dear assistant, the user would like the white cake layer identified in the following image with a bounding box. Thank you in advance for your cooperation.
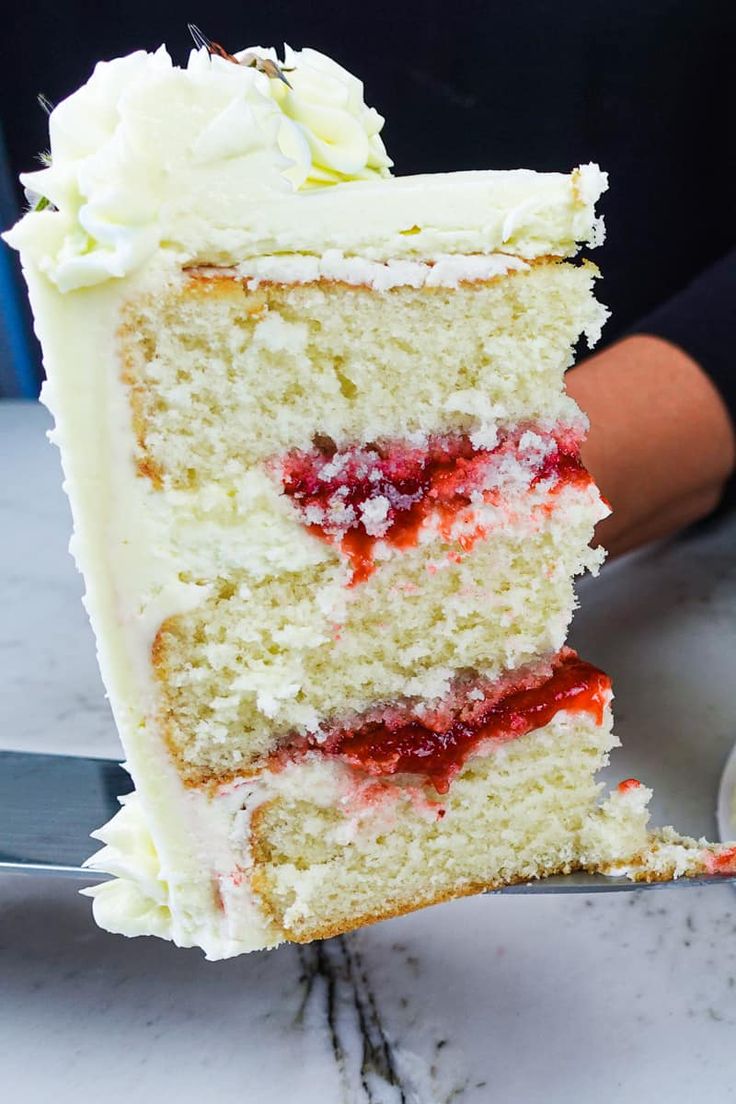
[85,702,729,957]
[121,259,606,476]
[156,480,607,782]
[87,705,618,955]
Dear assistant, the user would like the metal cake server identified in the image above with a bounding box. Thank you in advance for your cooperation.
[0,750,132,878]
[0,749,732,892]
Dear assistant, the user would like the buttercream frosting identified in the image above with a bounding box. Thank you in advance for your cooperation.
[4,42,607,291]
[6,43,391,291]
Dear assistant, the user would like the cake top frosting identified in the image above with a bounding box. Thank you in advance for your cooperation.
[5,41,607,292]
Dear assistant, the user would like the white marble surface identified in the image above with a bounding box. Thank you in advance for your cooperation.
[2,399,736,1103]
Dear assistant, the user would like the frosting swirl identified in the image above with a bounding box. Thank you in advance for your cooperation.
[6,42,607,295]
[9,44,392,291]
[261,46,392,187]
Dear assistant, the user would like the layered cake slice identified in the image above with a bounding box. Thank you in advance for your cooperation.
[7,39,735,957]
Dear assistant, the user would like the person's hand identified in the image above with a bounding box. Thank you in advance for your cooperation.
[565,334,736,558]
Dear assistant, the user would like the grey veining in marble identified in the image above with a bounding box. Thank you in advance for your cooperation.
[2,399,736,1103]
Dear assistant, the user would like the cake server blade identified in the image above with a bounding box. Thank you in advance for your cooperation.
[0,751,732,891]
[0,750,133,877]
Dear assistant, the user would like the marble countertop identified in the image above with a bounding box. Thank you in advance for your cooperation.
[2,399,736,1103]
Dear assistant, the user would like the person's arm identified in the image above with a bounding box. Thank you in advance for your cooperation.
[566,335,735,557]
[566,249,736,558]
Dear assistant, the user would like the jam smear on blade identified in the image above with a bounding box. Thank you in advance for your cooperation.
[280,429,589,584]
[285,652,610,795]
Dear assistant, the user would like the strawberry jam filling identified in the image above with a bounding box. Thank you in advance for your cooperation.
[617,778,643,794]
[279,427,590,583]
[276,651,610,795]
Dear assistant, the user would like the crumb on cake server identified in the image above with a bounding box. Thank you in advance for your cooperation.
[6,40,736,958]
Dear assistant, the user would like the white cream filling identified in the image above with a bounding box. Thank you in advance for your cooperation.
[229,251,530,290]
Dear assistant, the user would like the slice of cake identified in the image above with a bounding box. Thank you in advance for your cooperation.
[7,38,735,958]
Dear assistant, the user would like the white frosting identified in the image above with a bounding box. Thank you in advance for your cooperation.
[4,44,607,291]
[82,761,356,955]
[6,44,391,292]
[255,45,392,186]
[84,785,280,957]
[82,794,173,941]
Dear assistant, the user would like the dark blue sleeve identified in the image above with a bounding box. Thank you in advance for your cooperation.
[632,247,736,429]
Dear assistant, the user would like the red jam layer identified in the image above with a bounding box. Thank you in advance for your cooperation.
[279,427,590,584]
[279,652,610,795]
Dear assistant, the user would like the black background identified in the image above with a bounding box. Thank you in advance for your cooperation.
[2,0,734,342]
